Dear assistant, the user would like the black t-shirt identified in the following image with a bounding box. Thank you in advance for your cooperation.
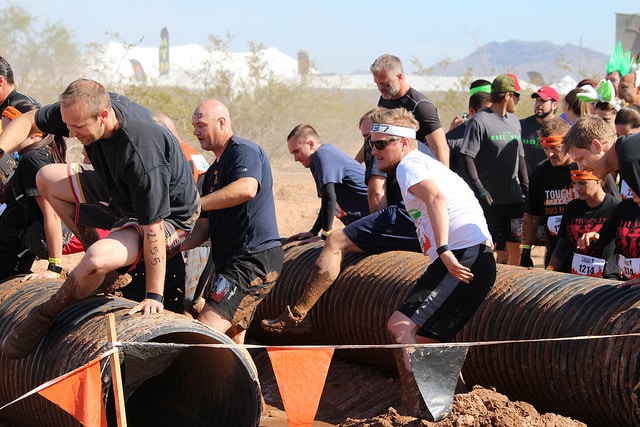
[520,115,546,177]
[557,194,620,277]
[377,87,442,143]
[203,136,281,269]
[0,89,38,116]
[445,122,467,177]
[525,160,578,252]
[5,147,55,220]
[0,146,54,234]
[35,93,198,230]
[595,198,640,259]
[616,133,640,197]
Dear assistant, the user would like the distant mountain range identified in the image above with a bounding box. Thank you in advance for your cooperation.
[425,40,609,84]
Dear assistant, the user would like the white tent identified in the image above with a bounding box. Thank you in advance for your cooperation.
[88,41,304,89]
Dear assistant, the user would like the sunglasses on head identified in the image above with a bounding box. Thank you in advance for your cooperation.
[369,136,400,150]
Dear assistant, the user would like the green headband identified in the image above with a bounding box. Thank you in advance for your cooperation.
[470,84,491,96]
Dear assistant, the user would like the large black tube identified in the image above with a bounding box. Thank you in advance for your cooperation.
[250,243,640,426]
[0,278,262,427]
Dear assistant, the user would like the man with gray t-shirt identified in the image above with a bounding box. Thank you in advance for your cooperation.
[460,74,529,265]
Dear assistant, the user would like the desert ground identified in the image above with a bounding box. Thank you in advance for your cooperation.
[21,159,585,427]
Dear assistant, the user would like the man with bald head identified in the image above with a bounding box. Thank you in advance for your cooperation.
[182,99,283,344]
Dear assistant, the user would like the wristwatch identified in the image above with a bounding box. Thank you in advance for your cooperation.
[145,292,164,303]
[47,263,63,274]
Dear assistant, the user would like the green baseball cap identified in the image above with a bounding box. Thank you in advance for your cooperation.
[491,74,521,94]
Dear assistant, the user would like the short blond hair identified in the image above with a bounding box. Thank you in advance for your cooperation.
[59,79,110,118]
[562,115,617,153]
[369,107,418,132]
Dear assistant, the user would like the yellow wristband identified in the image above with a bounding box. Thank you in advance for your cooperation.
[520,244,531,250]
[48,257,62,265]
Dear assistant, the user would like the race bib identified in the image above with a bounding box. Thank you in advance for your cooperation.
[571,253,605,278]
[618,255,640,280]
[620,180,633,199]
[546,215,562,236]
[190,154,210,174]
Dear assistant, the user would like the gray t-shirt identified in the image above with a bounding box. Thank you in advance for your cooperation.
[460,108,525,205]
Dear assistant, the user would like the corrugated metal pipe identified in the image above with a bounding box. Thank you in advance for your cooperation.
[250,242,640,426]
[0,278,262,427]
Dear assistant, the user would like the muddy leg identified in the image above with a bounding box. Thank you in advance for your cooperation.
[1,274,82,359]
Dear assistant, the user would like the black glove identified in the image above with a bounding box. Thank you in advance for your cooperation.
[519,248,534,268]
[477,188,493,207]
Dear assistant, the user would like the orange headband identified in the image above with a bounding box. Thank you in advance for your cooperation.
[571,169,599,181]
[540,135,564,147]
[1,106,21,121]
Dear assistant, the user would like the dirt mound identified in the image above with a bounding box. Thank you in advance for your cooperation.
[338,386,586,427]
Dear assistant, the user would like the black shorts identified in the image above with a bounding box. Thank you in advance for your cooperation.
[397,244,496,342]
[204,245,284,329]
[483,202,524,245]
[343,205,421,253]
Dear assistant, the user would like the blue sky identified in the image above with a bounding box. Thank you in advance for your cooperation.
[15,0,639,75]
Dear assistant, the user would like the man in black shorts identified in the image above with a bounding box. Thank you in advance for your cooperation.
[261,109,424,334]
[369,107,495,417]
[0,79,200,358]
[182,99,283,344]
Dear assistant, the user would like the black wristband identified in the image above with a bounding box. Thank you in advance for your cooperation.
[145,292,164,303]
[47,263,63,273]
[436,245,449,255]
[521,248,531,256]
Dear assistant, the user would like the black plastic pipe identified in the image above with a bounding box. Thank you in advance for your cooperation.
[0,278,262,427]
[250,242,640,426]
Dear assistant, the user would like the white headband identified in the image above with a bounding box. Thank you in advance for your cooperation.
[371,123,416,139]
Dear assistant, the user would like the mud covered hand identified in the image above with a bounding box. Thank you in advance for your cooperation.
[439,250,474,284]
[127,298,164,316]
[286,231,316,242]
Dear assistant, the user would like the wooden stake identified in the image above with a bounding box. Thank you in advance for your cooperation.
[106,313,128,427]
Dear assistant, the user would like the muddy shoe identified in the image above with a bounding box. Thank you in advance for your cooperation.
[261,306,312,334]
[1,306,54,359]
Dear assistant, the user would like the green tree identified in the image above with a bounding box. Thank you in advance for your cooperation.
[0,4,83,104]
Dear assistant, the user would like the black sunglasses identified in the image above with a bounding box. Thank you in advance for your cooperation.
[369,136,400,150]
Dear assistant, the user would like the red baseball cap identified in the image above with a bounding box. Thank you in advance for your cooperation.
[532,86,559,102]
